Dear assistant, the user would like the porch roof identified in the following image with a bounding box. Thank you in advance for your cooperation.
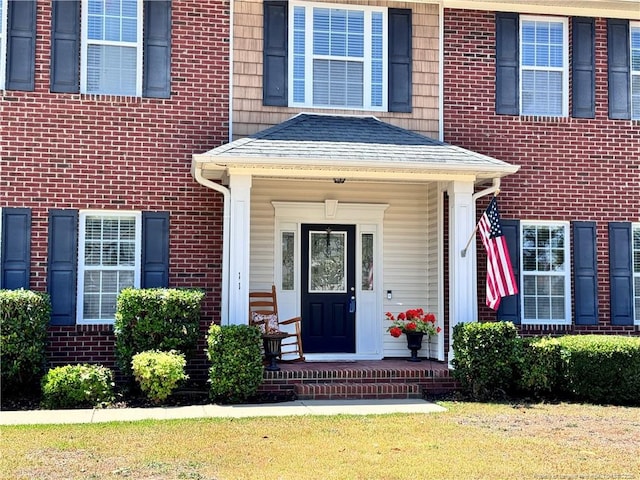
[192,114,520,183]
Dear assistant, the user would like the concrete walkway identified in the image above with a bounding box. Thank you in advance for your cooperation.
[0,399,446,425]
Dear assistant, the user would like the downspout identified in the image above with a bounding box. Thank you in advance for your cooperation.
[228,0,234,143]
[193,165,231,325]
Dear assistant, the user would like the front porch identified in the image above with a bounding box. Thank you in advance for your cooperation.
[258,359,458,401]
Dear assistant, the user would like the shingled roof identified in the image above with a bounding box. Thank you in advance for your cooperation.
[193,114,519,181]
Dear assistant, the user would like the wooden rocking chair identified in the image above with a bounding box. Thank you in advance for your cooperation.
[248,285,305,362]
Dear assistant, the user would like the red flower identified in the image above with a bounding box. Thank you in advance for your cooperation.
[436,326,442,333]
[397,312,406,320]
[425,313,436,323]
[386,308,439,337]
[389,327,403,338]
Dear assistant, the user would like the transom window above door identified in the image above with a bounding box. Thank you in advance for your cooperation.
[290,2,387,110]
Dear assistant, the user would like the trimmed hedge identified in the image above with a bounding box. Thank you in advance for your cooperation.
[114,288,204,377]
[207,324,263,404]
[41,364,114,409]
[132,350,188,403]
[0,289,51,394]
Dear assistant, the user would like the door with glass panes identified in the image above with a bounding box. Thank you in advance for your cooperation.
[301,224,356,353]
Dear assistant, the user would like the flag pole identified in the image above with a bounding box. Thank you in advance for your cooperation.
[460,189,500,258]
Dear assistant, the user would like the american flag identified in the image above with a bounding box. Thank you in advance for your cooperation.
[478,197,518,310]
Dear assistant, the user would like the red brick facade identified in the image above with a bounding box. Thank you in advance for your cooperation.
[444,9,640,334]
[1,0,230,376]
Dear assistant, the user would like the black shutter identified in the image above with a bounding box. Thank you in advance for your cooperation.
[572,221,598,325]
[572,17,595,119]
[607,19,630,120]
[497,219,520,323]
[142,212,170,288]
[1,208,31,289]
[50,0,80,93]
[495,13,519,115]
[263,1,288,106]
[143,0,171,98]
[48,210,78,326]
[5,0,36,91]
[388,8,412,113]
[608,222,633,326]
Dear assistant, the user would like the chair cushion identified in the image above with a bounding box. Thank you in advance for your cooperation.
[251,312,280,334]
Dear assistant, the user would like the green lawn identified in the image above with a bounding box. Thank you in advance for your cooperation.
[1,401,638,480]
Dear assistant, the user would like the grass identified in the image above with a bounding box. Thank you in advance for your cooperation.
[1,401,639,480]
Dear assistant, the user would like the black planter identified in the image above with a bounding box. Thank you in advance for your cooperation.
[404,331,424,362]
[262,333,289,371]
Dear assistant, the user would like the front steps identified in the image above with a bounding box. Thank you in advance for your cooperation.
[259,359,458,401]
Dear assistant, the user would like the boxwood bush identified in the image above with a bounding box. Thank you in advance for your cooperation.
[207,324,263,403]
[0,289,51,394]
[451,321,523,400]
[132,350,188,403]
[517,337,564,397]
[41,364,114,409]
[114,288,204,377]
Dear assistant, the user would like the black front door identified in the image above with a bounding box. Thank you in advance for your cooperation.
[301,224,356,353]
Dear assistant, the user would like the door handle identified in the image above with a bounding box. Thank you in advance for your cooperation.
[349,295,356,313]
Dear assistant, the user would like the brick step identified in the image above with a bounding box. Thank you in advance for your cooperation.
[294,382,425,400]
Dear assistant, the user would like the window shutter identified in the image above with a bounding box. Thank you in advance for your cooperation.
[5,0,36,91]
[263,1,288,106]
[495,13,519,115]
[608,222,633,325]
[50,0,80,93]
[48,210,78,326]
[142,212,170,288]
[497,219,520,323]
[1,208,31,289]
[607,19,630,120]
[143,0,171,99]
[388,9,412,113]
[572,17,595,119]
[572,221,598,325]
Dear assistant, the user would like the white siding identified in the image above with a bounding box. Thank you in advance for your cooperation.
[249,178,441,359]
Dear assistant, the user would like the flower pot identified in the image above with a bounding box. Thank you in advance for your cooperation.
[404,331,424,362]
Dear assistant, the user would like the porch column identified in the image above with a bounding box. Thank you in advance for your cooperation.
[228,174,252,325]
[447,181,477,363]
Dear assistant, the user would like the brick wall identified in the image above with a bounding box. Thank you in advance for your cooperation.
[0,0,231,378]
[444,10,640,333]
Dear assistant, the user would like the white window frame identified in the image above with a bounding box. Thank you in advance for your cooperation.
[631,22,640,120]
[288,1,388,111]
[520,221,571,325]
[0,0,8,90]
[633,223,640,325]
[80,0,144,96]
[77,211,142,325]
[519,15,569,117]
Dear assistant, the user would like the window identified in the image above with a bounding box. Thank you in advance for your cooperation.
[520,16,568,116]
[81,0,143,96]
[632,23,640,119]
[633,224,640,323]
[290,1,387,110]
[0,0,7,89]
[77,212,141,324]
[521,222,571,324]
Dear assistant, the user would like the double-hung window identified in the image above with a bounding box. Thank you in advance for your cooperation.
[521,222,571,324]
[77,212,141,324]
[631,22,640,119]
[633,224,640,323]
[0,0,7,89]
[520,16,568,116]
[290,1,387,110]
[81,0,143,96]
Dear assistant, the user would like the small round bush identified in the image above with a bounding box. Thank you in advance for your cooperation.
[207,324,263,403]
[41,364,115,409]
[132,350,188,403]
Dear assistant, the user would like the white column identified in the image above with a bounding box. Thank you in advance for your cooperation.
[228,174,252,325]
[447,181,477,364]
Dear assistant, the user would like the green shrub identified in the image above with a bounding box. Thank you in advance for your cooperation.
[518,337,564,397]
[207,324,263,403]
[41,364,114,409]
[132,350,188,403]
[451,321,522,400]
[114,288,204,377]
[0,289,51,394]
[557,335,640,405]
